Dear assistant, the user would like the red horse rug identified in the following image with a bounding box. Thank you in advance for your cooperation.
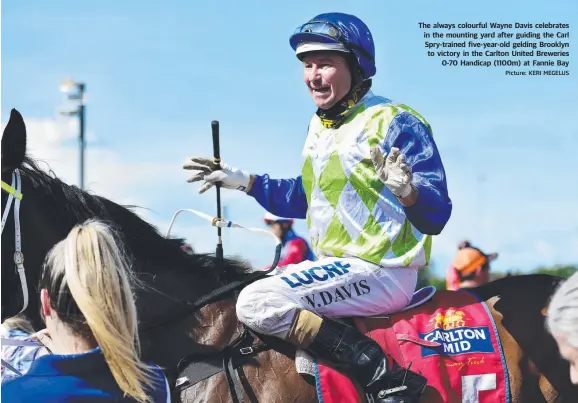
[313,288,509,403]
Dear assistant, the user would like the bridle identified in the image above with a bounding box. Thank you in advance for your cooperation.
[1,169,28,315]
[1,168,33,378]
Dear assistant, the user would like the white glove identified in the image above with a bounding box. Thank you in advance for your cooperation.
[183,157,251,194]
[370,146,413,198]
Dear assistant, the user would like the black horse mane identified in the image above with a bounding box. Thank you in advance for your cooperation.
[18,155,250,285]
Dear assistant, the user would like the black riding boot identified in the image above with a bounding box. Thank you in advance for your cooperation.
[306,317,427,403]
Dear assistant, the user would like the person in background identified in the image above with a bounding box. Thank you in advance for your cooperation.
[1,315,50,383]
[263,212,315,268]
[446,240,498,290]
[546,270,578,385]
[2,220,170,403]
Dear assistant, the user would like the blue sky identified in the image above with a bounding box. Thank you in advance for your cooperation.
[2,0,577,277]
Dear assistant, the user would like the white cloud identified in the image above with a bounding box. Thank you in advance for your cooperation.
[9,117,173,207]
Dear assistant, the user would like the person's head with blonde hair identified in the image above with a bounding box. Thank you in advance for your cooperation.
[546,271,578,385]
[39,219,157,402]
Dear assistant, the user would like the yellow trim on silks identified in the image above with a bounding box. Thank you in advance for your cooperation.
[1,181,23,200]
[320,118,335,128]
[319,99,360,128]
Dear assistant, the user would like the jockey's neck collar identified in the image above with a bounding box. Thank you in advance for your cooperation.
[316,79,372,129]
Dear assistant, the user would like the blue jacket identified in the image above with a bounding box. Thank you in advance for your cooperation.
[1,347,170,403]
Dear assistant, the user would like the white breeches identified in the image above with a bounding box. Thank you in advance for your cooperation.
[236,256,418,339]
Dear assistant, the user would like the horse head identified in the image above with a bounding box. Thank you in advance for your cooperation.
[1,108,252,370]
[2,108,59,325]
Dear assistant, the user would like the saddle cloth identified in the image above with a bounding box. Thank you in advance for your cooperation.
[296,288,509,403]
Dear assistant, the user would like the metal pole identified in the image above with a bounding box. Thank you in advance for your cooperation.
[78,83,86,190]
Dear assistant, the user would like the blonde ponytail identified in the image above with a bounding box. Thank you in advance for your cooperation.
[42,220,155,403]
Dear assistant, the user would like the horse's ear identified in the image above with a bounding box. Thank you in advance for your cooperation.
[2,109,27,171]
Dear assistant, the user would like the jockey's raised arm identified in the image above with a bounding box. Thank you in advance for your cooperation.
[248,175,308,219]
[381,113,451,235]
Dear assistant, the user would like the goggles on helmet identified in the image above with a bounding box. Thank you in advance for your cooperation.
[291,20,374,62]
[294,21,342,41]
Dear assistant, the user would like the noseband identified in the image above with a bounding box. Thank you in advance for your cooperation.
[1,169,28,315]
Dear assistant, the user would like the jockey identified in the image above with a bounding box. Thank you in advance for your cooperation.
[446,240,498,291]
[263,212,315,267]
[184,12,451,403]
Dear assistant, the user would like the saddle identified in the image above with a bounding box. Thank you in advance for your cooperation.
[309,287,508,403]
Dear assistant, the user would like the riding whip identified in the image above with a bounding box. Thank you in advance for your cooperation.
[211,120,224,261]
[166,120,282,273]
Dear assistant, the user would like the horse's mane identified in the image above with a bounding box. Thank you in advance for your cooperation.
[19,155,250,284]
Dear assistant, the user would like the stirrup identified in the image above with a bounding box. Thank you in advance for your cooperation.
[366,385,409,402]
[366,363,426,403]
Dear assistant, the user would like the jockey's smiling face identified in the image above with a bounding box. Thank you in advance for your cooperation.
[302,52,352,110]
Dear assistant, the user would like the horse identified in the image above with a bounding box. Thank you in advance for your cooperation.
[1,108,317,402]
[2,108,577,402]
